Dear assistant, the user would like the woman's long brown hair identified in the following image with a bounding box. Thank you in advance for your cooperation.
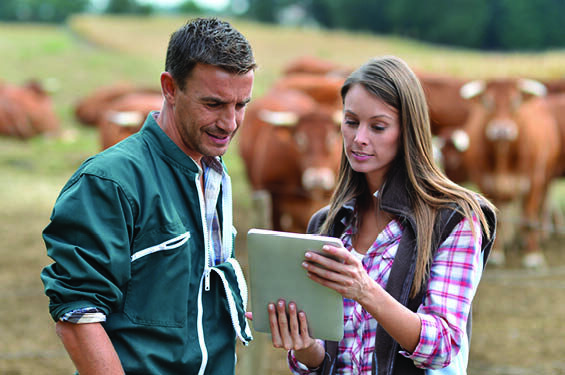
[320,56,495,297]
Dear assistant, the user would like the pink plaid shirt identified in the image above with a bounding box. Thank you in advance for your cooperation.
[289,210,483,374]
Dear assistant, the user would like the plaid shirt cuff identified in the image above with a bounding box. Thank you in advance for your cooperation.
[287,339,325,374]
[400,313,451,369]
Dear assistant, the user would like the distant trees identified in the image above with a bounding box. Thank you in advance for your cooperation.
[243,0,565,51]
[104,0,154,15]
[1,0,563,50]
[0,0,153,23]
[0,0,90,23]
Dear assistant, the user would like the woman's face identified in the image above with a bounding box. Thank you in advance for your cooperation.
[341,83,401,190]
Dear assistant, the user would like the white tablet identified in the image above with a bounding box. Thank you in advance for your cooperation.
[246,228,344,341]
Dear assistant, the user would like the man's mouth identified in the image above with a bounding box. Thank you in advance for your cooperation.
[207,131,230,145]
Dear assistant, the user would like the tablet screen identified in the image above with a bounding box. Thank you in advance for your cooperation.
[246,228,344,341]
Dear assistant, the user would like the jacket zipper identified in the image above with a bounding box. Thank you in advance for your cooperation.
[194,172,213,291]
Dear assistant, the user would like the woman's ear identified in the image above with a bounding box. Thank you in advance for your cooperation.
[160,71,176,104]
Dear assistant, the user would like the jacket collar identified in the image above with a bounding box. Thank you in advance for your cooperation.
[140,111,224,174]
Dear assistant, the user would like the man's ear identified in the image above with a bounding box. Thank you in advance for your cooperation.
[160,71,176,104]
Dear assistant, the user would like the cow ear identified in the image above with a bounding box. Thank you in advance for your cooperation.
[460,80,485,100]
[106,110,145,128]
[518,79,547,98]
[258,109,298,126]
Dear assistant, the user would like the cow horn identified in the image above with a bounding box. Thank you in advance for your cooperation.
[106,110,145,127]
[258,109,298,126]
[518,78,547,97]
[460,80,485,99]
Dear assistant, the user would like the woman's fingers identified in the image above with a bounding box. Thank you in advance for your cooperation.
[298,310,312,343]
[303,259,351,286]
[268,303,283,348]
[288,302,303,347]
[269,300,313,351]
[276,300,294,350]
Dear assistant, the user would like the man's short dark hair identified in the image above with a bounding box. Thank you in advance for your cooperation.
[165,17,256,91]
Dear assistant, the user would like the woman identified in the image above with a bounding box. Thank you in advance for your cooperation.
[265,56,497,374]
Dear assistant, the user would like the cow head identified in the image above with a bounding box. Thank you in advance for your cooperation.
[460,78,546,143]
[257,107,342,195]
[460,78,547,201]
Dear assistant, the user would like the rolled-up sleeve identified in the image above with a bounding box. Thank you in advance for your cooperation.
[402,214,483,369]
[40,173,134,322]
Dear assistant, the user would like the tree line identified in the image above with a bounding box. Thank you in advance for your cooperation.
[245,0,565,51]
[1,0,564,51]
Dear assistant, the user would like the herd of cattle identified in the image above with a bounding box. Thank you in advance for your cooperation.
[2,55,565,268]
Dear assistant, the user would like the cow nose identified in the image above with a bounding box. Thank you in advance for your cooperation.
[302,167,336,191]
[485,119,518,141]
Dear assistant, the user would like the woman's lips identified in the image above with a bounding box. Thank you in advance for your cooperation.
[351,150,372,161]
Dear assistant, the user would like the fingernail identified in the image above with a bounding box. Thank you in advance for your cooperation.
[305,252,312,258]
[302,262,309,268]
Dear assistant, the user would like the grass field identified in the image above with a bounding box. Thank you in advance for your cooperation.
[1,14,565,374]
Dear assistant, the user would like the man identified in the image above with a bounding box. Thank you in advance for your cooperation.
[41,17,256,374]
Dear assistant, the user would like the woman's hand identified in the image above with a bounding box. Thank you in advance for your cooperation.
[303,245,376,304]
[268,299,316,351]
[267,299,325,368]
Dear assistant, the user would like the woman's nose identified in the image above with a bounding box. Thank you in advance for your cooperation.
[353,125,369,144]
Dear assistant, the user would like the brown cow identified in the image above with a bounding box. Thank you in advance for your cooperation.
[545,93,565,177]
[238,88,342,232]
[417,72,472,135]
[459,78,561,268]
[283,55,352,78]
[432,126,470,184]
[75,83,161,127]
[0,80,59,138]
[542,77,565,95]
[413,72,476,184]
[273,73,345,112]
[98,91,163,150]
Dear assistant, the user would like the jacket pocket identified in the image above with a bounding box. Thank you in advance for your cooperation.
[124,231,191,327]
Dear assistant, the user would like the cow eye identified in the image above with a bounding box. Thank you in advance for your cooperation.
[481,96,494,111]
[294,132,308,151]
[511,95,522,111]
[326,132,338,149]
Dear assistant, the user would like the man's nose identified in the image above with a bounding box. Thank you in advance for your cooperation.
[219,107,238,133]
